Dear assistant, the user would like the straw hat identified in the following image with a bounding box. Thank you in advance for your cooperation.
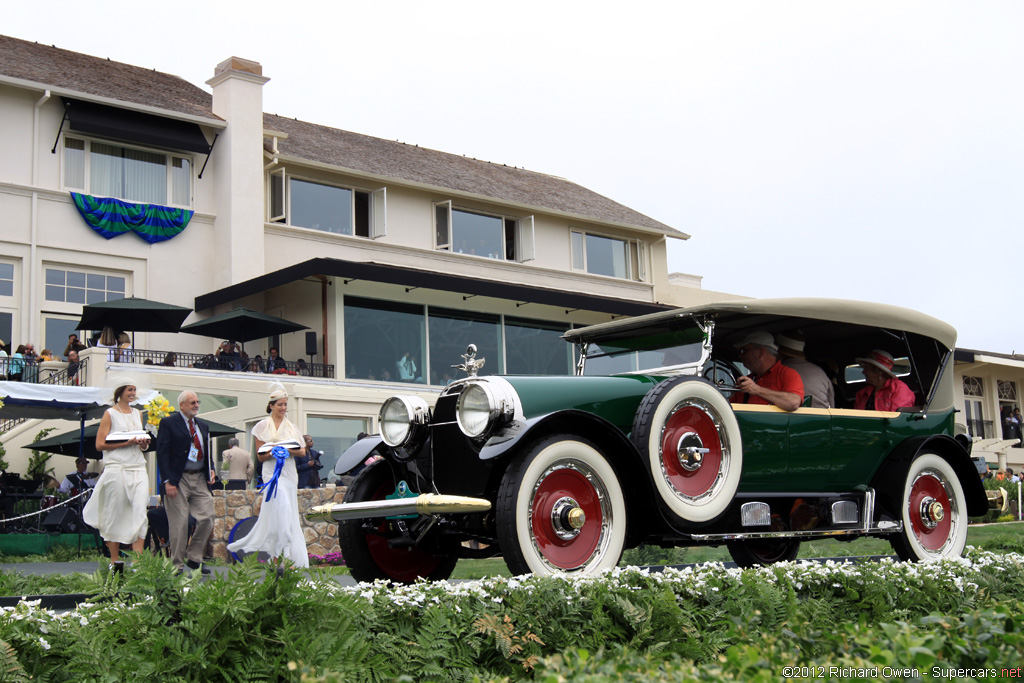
[856,349,897,378]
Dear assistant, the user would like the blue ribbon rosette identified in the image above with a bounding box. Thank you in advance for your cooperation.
[258,446,290,500]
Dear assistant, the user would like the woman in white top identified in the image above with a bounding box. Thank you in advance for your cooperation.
[83,376,151,566]
[227,385,309,567]
[95,326,118,361]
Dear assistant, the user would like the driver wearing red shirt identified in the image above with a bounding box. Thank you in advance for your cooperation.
[731,331,805,412]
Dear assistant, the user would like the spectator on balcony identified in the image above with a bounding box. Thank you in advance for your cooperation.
[396,351,420,382]
[22,343,38,382]
[161,352,177,367]
[0,339,7,380]
[67,349,82,385]
[116,333,133,363]
[8,344,26,381]
[217,340,241,370]
[63,333,87,360]
[94,326,120,361]
[1015,409,1024,445]
[248,355,264,373]
[266,347,286,373]
[39,349,56,362]
[295,358,310,376]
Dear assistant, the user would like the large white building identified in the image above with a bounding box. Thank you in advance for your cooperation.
[0,36,735,483]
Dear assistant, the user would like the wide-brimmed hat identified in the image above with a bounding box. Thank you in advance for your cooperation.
[734,331,777,353]
[776,332,806,357]
[856,349,897,377]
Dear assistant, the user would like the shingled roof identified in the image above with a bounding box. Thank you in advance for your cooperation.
[264,114,682,236]
[0,34,216,120]
[0,34,683,237]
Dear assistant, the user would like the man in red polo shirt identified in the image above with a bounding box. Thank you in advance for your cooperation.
[731,331,805,412]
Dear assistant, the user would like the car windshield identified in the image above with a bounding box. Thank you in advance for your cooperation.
[581,329,708,374]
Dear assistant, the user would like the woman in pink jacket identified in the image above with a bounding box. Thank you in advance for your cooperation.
[854,349,916,411]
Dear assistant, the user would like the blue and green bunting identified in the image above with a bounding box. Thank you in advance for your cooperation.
[71,192,193,244]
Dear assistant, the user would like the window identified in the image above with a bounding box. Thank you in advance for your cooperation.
[0,311,11,349]
[45,268,126,304]
[306,416,369,485]
[433,201,534,262]
[504,318,571,375]
[964,399,987,438]
[0,263,13,298]
[963,376,983,398]
[42,316,80,360]
[269,171,385,238]
[63,137,192,206]
[344,297,425,382]
[570,230,646,281]
[428,308,502,383]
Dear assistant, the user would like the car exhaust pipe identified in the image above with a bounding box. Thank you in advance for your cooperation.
[306,494,492,522]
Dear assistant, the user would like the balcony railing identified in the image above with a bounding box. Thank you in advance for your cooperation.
[113,348,335,379]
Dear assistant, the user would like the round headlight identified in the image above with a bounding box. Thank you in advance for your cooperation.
[379,395,430,448]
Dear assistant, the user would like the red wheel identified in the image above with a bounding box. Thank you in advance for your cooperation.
[497,435,626,576]
[338,461,457,583]
[632,378,742,523]
[890,453,968,562]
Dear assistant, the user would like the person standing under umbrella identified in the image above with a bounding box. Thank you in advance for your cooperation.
[84,377,151,569]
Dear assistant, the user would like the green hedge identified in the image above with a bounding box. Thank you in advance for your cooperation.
[0,549,1022,682]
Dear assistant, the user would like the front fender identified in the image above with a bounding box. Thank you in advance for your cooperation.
[335,436,385,475]
[478,409,635,462]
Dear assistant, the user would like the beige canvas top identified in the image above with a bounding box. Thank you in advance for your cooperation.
[566,298,957,350]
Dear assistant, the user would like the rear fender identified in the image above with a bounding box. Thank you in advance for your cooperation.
[870,434,987,518]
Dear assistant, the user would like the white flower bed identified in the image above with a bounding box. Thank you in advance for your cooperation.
[2,547,1019,647]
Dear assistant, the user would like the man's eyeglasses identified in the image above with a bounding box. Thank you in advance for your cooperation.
[188,400,201,405]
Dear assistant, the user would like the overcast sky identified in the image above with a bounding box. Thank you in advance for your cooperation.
[6,1,1022,352]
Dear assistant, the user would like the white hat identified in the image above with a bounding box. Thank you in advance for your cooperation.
[856,349,897,378]
[734,331,777,353]
[775,332,805,354]
[267,382,287,402]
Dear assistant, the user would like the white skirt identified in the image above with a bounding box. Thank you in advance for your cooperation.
[82,463,149,545]
[227,478,308,567]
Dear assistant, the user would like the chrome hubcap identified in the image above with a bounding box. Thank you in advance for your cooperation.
[919,496,944,529]
[550,496,586,540]
[676,432,709,472]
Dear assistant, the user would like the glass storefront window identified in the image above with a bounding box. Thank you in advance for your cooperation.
[504,318,571,375]
[344,296,425,382]
[428,308,501,384]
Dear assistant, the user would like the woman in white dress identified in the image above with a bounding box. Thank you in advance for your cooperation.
[83,376,151,567]
[227,385,309,567]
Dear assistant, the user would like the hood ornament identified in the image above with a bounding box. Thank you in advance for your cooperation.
[452,344,486,378]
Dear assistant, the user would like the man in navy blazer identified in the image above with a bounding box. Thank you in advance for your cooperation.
[156,390,216,574]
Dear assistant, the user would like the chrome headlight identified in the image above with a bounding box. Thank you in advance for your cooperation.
[456,381,516,439]
[379,395,431,448]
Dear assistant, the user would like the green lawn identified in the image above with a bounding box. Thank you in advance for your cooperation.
[449,521,1024,580]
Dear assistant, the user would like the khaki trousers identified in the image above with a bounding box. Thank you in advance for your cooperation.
[166,471,215,569]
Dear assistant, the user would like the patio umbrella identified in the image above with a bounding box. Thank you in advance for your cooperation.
[29,418,243,460]
[76,296,193,346]
[178,307,308,354]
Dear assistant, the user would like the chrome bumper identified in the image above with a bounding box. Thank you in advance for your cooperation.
[306,494,492,522]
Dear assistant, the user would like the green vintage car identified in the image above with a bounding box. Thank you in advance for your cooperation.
[310,298,987,582]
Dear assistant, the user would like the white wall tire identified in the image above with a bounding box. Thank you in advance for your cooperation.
[496,435,627,576]
[890,452,968,562]
[632,378,742,523]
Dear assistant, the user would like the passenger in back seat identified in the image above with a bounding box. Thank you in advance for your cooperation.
[853,349,915,411]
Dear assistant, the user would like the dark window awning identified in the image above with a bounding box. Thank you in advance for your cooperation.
[195,258,673,318]
[60,97,212,154]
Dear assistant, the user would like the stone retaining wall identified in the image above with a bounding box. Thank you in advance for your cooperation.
[208,485,347,561]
